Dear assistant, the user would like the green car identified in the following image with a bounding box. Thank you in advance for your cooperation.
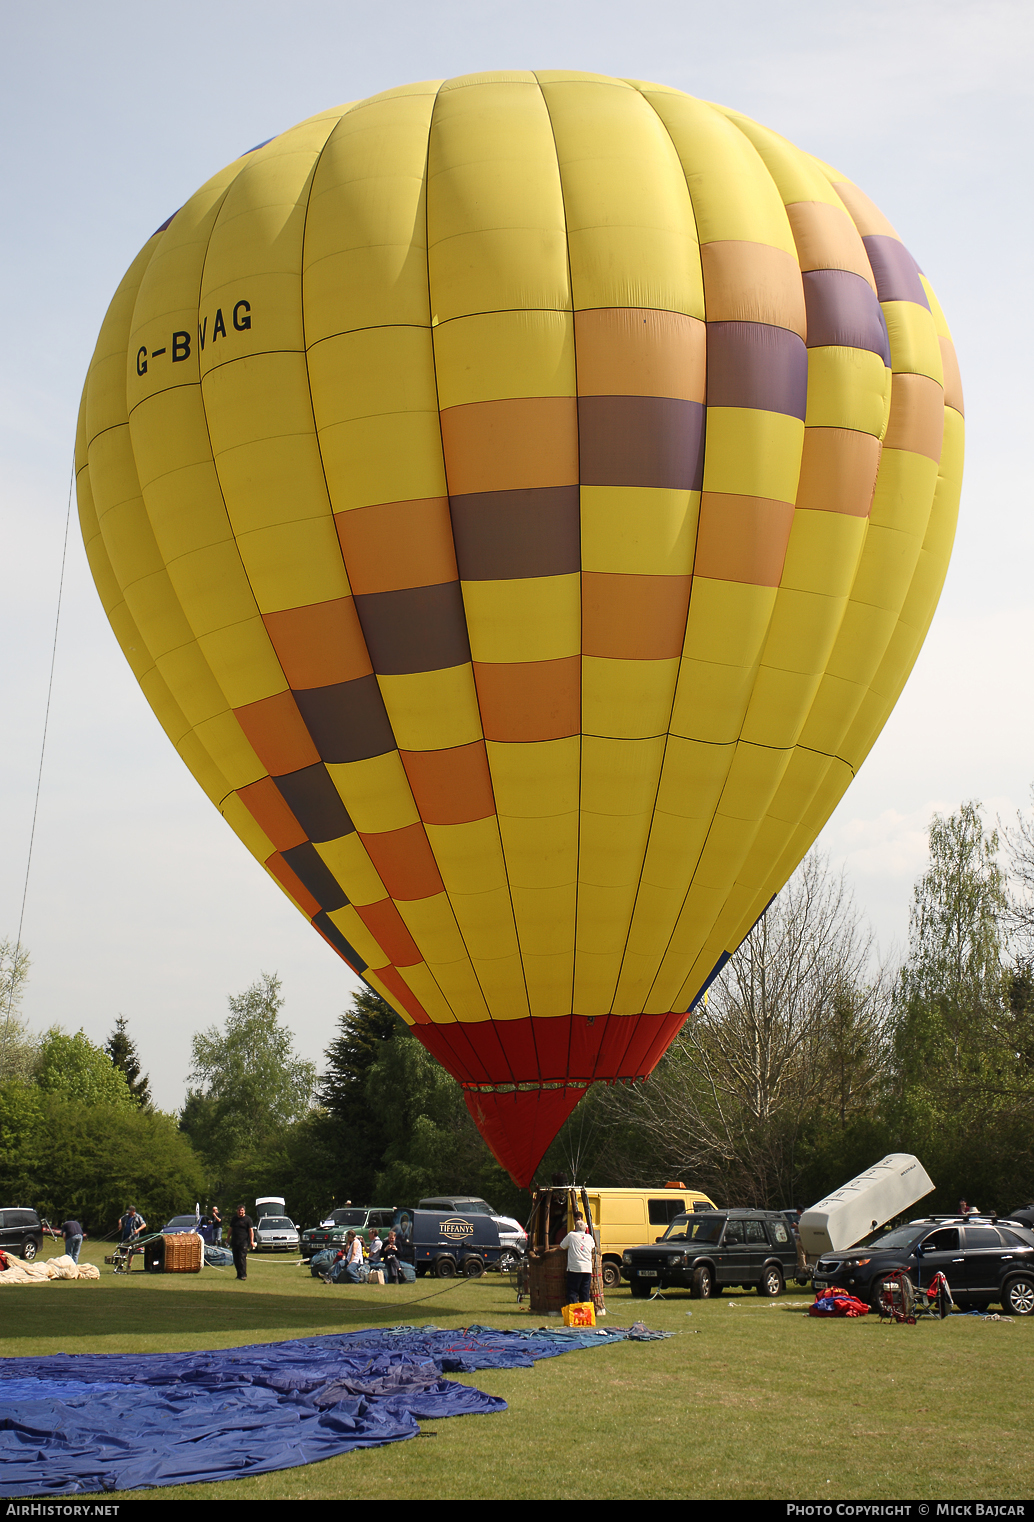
[299,1206,396,1260]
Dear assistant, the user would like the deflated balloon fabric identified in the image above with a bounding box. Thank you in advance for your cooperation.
[0,1324,664,1495]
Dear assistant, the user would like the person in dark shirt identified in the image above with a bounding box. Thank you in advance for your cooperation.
[229,1205,255,1280]
[59,1219,85,1263]
[381,1229,402,1284]
[210,1205,222,1245]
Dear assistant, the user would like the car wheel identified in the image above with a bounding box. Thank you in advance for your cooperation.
[759,1264,784,1297]
[1002,1276,1034,1316]
[497,1249,520,1274]
[21,1239,37,1262]
[462,1255,485,1278]
[691,1265,714,1299]
[630,1279,651,1298]
[600,1259,622,1290]
[433,1255,457,1279]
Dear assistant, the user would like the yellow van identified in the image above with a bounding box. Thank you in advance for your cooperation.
[582,1186,715,1287]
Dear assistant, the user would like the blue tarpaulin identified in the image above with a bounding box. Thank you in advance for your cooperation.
[0,1323,662,1496]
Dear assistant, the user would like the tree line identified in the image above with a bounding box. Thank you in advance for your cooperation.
[3,798,1034,1234]
[0,967,205,1233]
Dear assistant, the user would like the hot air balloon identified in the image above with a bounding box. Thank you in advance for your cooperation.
[76,72,963,1185]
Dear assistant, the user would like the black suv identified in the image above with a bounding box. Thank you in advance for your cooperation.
[1,1207,44,1261]
[812,1217,1034,1314]
[621,1209,800,1299]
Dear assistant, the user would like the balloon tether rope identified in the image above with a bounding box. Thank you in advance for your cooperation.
[0,463,74,1071]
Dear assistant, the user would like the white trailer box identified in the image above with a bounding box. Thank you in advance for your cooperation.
[255,1196,286,1220]
[800,1154,934,1256]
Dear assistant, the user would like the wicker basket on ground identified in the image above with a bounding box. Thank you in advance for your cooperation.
[162,1232,202,1273]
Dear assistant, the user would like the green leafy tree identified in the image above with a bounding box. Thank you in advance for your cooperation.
[104,1015,151,1108]
[890,801,1034,1211]
[0,1081,206,1234]
[896,802,1007,1063]
[0,938,33,1083]
[34,1029,136,1110]
[181,973,316,1197]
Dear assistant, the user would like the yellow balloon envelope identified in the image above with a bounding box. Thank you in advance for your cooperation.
[76,72,963,1183]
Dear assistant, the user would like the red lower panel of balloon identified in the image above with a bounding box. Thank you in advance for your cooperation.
[463,1086,588,1187]
[416,1011,690,1185]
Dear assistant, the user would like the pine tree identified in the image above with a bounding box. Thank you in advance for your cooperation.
[310,989,402,1204]
[104,1015,152,1108]
[318,988,401,1117]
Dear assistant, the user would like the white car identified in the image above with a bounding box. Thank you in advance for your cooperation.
[253,1215,300,1252]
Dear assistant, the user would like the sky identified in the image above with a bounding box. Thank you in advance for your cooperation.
[2,0,1031,1112]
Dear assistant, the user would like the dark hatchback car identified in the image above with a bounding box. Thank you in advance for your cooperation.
[813,1217,1034,1314]
[1,1207,44,1261]
[622,1209,800,1299]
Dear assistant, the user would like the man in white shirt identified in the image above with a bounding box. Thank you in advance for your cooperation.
[554,1215,596,1307]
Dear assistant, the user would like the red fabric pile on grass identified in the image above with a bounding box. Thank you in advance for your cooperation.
[809,1287,870,1317]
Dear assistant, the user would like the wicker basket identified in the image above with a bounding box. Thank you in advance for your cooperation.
[528,1253,605,1314]
[529,1251,566,1313]
[162,1232,202,1273]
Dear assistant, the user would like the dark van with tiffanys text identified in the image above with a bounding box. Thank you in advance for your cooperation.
[395,1208,506,1279]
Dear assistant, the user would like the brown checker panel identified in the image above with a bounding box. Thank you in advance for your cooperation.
[353,581,472,675]
[281,841,350,910]
[450,486,581,581]
[292,675,397,763]
[273,763,355,841]
[705,321,808,420]
[578,396,706,490]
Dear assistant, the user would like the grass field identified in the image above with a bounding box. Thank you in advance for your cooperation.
[2,1240,1032,1500]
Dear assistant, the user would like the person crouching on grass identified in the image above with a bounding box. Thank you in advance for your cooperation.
[540,1213,596,1306]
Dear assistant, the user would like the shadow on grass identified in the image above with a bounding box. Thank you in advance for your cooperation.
[0,1276,499,1344]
